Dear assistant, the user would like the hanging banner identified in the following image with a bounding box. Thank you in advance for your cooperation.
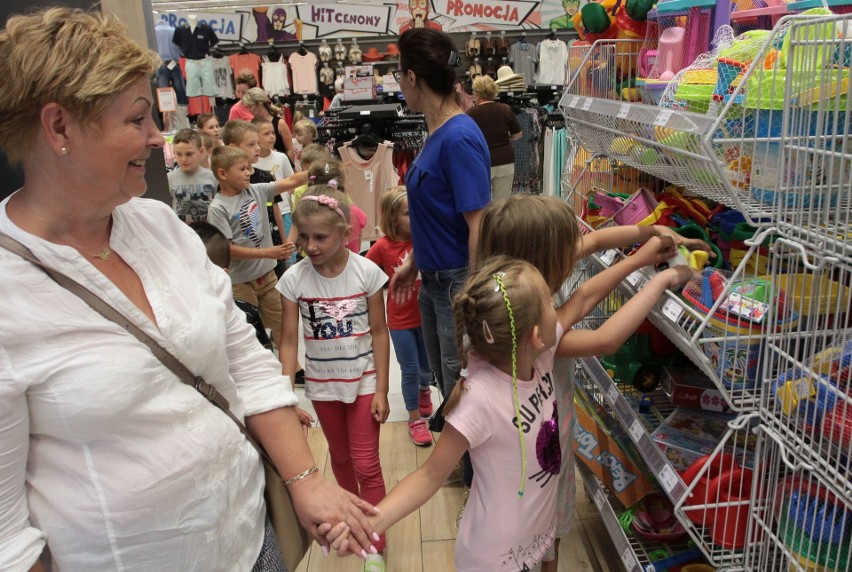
[295,4,394,37]
[157,12,244,42]
[437,0,540,30]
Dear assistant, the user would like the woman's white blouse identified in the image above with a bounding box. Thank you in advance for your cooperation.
[0,197,297,571]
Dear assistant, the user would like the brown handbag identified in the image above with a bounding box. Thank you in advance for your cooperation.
[0,234,310,571]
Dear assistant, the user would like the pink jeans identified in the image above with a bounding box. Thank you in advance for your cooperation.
[313,394,387,550]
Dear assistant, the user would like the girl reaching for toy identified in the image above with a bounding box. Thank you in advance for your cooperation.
[328,242,694,570]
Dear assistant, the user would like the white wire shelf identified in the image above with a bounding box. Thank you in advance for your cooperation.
[578,356,688,503]
[577,463,701,572]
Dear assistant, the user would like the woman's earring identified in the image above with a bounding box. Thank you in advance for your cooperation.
[60,146,68,155]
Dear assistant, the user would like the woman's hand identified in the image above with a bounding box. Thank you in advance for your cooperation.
[389,260,417,305]
[371,393,389,423]
[288,474,380,557]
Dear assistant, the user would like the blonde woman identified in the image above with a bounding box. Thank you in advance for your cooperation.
[467,75,523,199]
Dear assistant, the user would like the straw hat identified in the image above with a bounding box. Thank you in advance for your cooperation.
[494,65,526,91]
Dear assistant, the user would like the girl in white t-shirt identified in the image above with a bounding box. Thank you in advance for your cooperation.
[329,244,693,570]
[275,185,391,563]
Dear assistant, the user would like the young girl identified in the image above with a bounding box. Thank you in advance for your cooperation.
[477,195,711,571]
[366,187,434,447]
[333,240,692,570]
[292,118,318,171]
[196,113,223,148]
[308,159,368,254]
[275,185,391,560]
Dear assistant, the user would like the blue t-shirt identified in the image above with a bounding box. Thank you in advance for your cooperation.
[405,114,491,272]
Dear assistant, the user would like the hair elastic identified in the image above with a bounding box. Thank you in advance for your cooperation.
[327,179,338,189]
[301,195,347,221]
[492,273,526,497]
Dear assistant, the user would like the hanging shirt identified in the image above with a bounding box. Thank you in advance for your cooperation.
[229,53,262,86]
[173,24,218,59]
[508,41,539,85]
[155,21,181,62]
[211,55,235,99]
[338,142,400,242]
[289,51,319,95]
[537,39,569,85]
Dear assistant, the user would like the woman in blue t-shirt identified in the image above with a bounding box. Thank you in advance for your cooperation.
[390,28,492,487]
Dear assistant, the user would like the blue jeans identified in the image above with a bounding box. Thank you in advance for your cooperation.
[156,61,188,105]
[419,267,468,399]
[389,327,432,413]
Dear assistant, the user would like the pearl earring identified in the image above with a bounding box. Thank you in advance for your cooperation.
[60,146,68,155]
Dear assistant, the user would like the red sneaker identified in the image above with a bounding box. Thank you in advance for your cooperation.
[419,388,434,418]
[408,419,433,447]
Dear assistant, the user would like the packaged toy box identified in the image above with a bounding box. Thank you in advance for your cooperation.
[573,394,656,507]
[653,408,736,470]
[661,366,731,413]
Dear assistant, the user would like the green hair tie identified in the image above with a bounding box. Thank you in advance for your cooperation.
[493,273,526,498]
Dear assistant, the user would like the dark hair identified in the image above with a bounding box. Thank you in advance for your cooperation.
[398,28,457,96]
[189,221,230,268]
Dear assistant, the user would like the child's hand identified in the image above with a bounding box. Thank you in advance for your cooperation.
[371,393,389,423]
[653,225,715,258]
[328,514,382,557]
[658,265,699,289]
[269,244,294,260]
[630,235,678,267]
[295,406,315,436]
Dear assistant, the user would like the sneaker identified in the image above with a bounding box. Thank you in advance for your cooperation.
[294,369,305,387]
[364,554,385,572]
[418,388,434,418]
[408,419,433,447]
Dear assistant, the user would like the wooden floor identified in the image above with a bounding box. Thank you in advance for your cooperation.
[295,422,622,572]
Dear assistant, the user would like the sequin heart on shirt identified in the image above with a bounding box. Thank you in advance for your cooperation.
[316,298,358,321]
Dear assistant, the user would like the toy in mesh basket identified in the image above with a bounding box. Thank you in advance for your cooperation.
[681,268,798,389]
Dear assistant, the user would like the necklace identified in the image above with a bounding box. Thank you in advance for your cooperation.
[18,192,112,261]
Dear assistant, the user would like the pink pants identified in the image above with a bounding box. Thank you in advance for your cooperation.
[313,394,387,551]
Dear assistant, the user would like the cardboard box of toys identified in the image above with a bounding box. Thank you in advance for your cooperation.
[652,408,736,470]
[661,366,731,413]
[343,65,375,101]
[573,394,656,507]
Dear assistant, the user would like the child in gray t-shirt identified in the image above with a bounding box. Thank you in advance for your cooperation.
[167,129,218,222]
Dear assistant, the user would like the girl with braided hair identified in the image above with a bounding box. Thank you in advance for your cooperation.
[327,233,694,569]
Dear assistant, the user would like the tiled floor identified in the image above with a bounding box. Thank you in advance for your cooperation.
[291,329,620,572]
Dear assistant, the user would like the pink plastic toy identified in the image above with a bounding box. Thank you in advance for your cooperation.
[657,26,686,80]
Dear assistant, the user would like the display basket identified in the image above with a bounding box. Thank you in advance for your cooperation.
[760,238,852,496]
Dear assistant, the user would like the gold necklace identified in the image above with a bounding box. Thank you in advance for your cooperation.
[18,192,112,261]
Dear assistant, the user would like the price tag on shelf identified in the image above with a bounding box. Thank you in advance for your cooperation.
[662,298,683,322]
[569,96,580,108]
[627,271,645,288]
[606,384,620,404]
[599,249,617,266]
[582,97,593,111]
[617,103,630,120]
[654,109,674,127]
[594,488,606,510]
[359,110,370,116]
[506,92,515,97]
[659,465,679,493]
[629,419,644,444]
[621,547,637,570]
[551,85,558,91]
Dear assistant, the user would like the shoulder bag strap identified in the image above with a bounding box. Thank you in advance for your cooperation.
[0,233,278,470]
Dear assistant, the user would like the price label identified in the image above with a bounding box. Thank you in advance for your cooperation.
[654,109,674,127]
[359,110,371,116]
[629,419,645,443]
[606,384,620,404]
[570,96,580,108]
[659,465,679,493]
[622,547,637,570]
[617,103,631,120]
[627,271,645,288]
[551,85,558,91]
[599,249,617,266]
[662,298,683,322]
[506,92,515,97]
[581,97,593,111]
[594,488,606,509]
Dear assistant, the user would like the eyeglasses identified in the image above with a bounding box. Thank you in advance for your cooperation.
[392,69,405,82]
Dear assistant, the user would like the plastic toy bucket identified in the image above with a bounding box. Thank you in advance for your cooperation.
[682,453,739,525]
[708,466,754,549]
[674,83,716,113]
[641,79,669,105]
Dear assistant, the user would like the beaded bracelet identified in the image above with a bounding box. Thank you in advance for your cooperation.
[284,464,319,486]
